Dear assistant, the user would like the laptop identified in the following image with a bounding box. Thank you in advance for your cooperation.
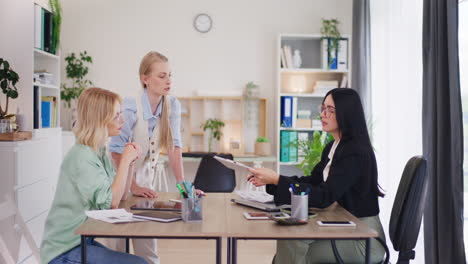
[231,198,290,212]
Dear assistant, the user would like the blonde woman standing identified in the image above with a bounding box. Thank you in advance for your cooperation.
[40,88,147,264]
[107,51,184,264]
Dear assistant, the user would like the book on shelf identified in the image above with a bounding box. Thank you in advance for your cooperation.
[337,39,349,71]
[282,45,293,69]
[280,96,293,128]
[33,4,55,54]
[33,86,40,129]
[41,96,57,128]
[289,131,298,162]
[340,75,348,88]
[280,49,287,68]
[291,97,298,128]
[280,131,290,162]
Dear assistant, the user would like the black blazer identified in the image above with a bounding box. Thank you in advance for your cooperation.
[267,139,380,218]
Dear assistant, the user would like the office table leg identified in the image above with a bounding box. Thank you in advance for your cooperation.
[227,237,231,264]
[126,238,130,253]
[81,236,87,264]
[216,237,222,264]
[365,238,371,264]
[232,238,237,264]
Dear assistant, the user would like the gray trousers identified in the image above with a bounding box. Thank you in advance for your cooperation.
[273,215,386,264]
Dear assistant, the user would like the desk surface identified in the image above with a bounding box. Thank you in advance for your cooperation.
[75,193,377,240]
[226,194,379,239]
[75,193,226,238]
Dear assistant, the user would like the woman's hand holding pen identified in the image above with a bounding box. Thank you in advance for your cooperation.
[246,168,280,187]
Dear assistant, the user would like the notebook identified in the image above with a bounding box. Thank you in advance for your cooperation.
[230,198,290,212]
[133,211,182,223]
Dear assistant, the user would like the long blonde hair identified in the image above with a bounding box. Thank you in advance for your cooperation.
[74,87,122,151]
[139,51,173,151]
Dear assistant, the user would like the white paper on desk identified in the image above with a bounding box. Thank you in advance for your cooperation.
[85,209,147,224]
[235,190,274,203]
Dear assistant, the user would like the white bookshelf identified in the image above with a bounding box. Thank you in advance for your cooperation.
[276,34,350,176]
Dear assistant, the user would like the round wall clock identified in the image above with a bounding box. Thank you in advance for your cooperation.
[194,13,213,33]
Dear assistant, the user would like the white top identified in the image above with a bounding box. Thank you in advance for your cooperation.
[322,140,340,182]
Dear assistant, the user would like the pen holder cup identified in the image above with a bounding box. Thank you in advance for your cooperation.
[182,197,203,222]
[291,194,309,222]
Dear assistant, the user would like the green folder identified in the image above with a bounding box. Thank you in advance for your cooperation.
[280,131,290,162]
[289,131,298,162]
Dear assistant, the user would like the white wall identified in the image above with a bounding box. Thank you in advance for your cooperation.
[0,0,34,131]
[60,0,352,149]
[370,0,424,263]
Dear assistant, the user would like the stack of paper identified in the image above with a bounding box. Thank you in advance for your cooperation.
[85,209,147,224]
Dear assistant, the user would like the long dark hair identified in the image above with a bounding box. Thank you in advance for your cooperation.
[323,88,384,197]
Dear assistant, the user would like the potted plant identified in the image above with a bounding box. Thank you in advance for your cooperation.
[254,136,271,156]
[243,81,260,123]
[294,131,333,176]
[201,118,225,152]
[61,51,93,129]
[0,59,19,120]
[320,18,341,69]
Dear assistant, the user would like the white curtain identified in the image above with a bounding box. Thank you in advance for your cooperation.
[370,0,424,263]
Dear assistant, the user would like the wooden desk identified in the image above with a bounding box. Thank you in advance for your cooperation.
[225,195,379,264]
[75,193,378,264]
[75,193,226,264]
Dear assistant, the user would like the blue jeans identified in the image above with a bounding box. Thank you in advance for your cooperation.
[49,238,148,264]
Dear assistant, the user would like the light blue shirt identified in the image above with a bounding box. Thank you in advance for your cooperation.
[108,89,182,154]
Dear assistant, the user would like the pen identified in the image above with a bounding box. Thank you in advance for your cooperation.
[247,175,255,182]
[176,183,188,198]
[290,184,296,194]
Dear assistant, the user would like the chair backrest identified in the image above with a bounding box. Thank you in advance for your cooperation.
[193,153,236,192]
[0,194,40,264]
[389,156,429,262]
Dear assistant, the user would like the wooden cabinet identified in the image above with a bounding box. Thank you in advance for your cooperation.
[178,96,267,154]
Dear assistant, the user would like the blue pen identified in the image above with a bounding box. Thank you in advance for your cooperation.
[183,182,192,198]
[290,183,295,194]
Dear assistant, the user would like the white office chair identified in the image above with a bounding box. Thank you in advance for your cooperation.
[0,194,40,264]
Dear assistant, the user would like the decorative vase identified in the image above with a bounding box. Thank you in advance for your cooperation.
[254,142,271,156]
[292,49,302,68]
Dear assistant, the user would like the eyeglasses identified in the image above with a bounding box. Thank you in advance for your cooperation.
[318,105,335,118]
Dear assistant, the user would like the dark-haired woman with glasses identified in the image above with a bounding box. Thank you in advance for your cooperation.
[247,88,386,263]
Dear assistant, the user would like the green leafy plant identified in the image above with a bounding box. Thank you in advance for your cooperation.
[0,59,19,119]
[49,0,62,54]
[256,137,269,143]
[61,51,93,108]
[201,118,225,152]
[244,81,259,98]
[320,18,341,69]
[294,131,333,176]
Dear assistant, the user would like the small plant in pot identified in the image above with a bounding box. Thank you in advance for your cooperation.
[320,18,341,69]
[0,58,19,120]
[201,118,225,152]
[255,136,271,156]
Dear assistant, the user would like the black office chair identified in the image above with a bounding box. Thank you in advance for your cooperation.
[332,155,428,264]
[193,153,236,193]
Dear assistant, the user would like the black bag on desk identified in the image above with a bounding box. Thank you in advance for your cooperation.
[193,153,236,193]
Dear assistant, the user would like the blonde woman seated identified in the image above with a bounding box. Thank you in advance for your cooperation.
[40,88,148,264]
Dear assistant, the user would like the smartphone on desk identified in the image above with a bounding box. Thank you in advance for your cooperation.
[316,220,356,227]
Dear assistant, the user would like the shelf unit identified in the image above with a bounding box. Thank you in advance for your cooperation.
[178,96,267,155]
[0,1,63,263]
[276,34,350,176]
[33,28,61,131]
